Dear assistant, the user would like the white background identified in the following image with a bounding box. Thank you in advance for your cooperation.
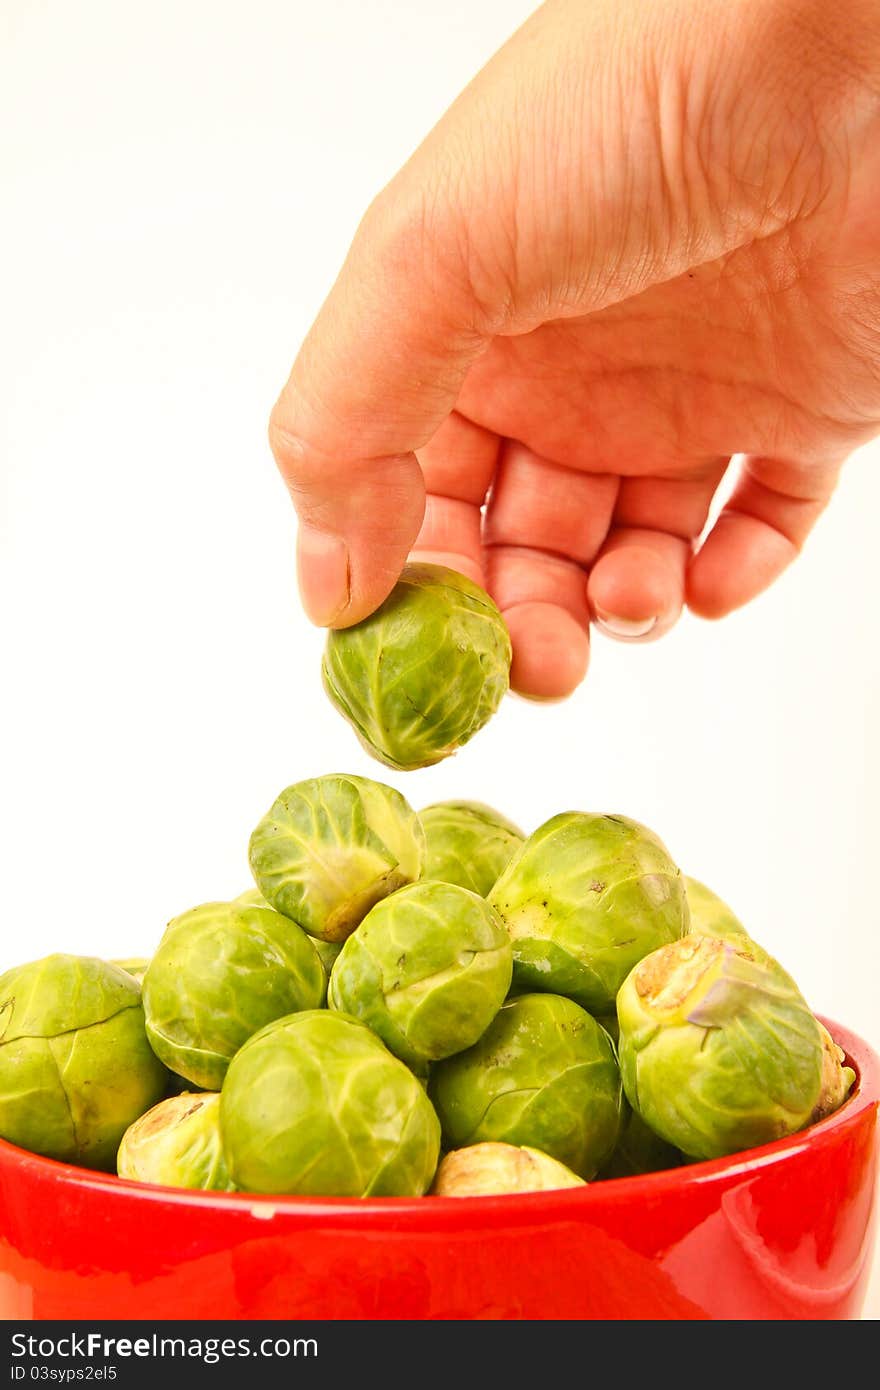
[2,0,878,1318]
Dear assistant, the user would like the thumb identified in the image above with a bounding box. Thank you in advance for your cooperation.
[272,0,834,627]
[269,186,488,627]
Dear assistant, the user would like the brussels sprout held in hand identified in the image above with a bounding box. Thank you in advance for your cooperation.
[429,992,622,1179]
[420,800,525,896]
[143,900,324,1089]
[489,812,689,1013]
[221,1010,440,1196]
[118,1091,234,1191]
[0,955,167,1170]
[328,880,513,1070]
[249,773,424,941]
[322,563,512,771]
[617,935,825,1160]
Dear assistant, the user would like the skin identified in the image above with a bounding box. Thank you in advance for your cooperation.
[270,0,880,697]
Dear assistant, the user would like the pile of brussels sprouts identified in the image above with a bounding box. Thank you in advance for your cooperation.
[0,566,857,1196]
[0,775,854,1198]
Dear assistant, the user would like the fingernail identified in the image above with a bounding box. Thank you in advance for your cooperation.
[297,525,350,626]
[594,609,657,639]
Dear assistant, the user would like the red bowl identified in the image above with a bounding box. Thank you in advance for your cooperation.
[0,1017,877,1321]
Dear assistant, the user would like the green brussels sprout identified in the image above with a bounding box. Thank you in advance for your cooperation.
[328,881,513,1070]
[143,900,325,1088]
[419,800,525,897]
[489,813,689,1013]
[684,877,749,943]
[236,888,342,1001]
[117,1092,234,1191]
[312,937,343,977]
[684,877,773,969]
[322,563,511,771]
[248,773,424,942]
[428,993,622,1179]
[599,1101,683,1179]
[595,1011,620,1044]
[811,1022,855,1123]
[165,1071,204,1096]
[0,955,167,1170]
[111,957,151,984]
[220,1010,440,1195]
[233,888,272,910]
[432,1142,586,1196]
[617,935,825,1160]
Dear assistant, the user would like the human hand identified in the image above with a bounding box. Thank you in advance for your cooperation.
[270,0,880,697]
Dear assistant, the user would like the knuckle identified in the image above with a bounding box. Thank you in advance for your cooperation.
[267,404,307,471]
[354,151,504,336]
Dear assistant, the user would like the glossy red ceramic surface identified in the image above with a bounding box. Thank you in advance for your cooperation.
[0,1019,876,1321]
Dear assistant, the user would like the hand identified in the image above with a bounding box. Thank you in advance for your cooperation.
[270,0,880,697]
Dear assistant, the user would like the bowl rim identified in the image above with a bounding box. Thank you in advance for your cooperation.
[0,1015,876,1227]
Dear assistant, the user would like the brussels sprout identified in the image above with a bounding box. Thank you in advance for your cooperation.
[312,937,343,977]
[111,957,151,984]
[419,801,525,897]
[489,813,689,1013]
[428,993,622,1179]
[143,901,325,1088]
[684,877,773,969]
[165,1071,204,1096]
[595,1011,620,1045]
[117,1092,234,1190]
[233,888,272,910]
[599,1102,683,1179]
[0,955,167,1170]
[811,1022,855,1123]
[328,881,512,1069]
[220,1010,440,1195]
[684,877,749,943]
[617,935,824,1160]
[248,773,424,942]
[236,887,343,992]
[322,563,511,771]
[236,888,342,1004]
[432,1142,585,1196]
